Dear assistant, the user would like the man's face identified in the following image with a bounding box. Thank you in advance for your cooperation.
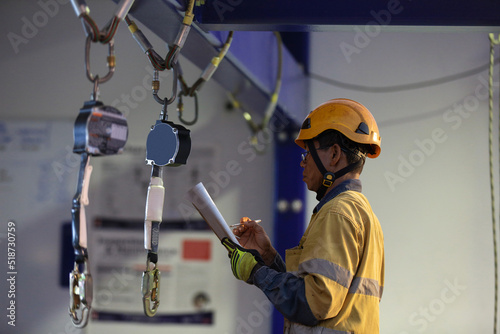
[300,141,331,192]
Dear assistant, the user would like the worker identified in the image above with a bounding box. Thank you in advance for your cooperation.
[222,98,384,333]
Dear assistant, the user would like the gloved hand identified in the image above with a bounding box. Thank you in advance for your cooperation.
[221,237,265,284]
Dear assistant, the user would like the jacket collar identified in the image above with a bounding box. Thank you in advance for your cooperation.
[313,179,362,213]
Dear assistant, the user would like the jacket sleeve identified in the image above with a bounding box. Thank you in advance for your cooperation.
[252,255,319,327]
[268,252,287,273]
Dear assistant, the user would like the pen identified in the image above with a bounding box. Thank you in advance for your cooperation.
[229,219,261,228]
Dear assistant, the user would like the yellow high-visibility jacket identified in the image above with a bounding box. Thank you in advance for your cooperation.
[284,185,384,333]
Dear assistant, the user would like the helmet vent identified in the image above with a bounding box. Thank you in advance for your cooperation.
[301,117,311,129]
[356,122,369,135]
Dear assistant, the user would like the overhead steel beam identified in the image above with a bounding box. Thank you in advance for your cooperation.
[194,0,500,32]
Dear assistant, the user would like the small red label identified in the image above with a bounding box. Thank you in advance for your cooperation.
[183,239,211,261]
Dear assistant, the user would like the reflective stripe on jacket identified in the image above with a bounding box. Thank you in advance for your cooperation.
[284,322,353,333]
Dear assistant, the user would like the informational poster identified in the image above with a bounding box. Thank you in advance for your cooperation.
[90,219,219,324]
[0,121,77,214]
[93,144,220,221]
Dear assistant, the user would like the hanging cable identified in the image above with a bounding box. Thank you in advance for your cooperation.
[180,31,234,96]
[227,31,283,154]
[176,31,234,125]
[125,0,194,71]
[124,15,166,71]
[167,0,195,69]
[262,31,283,130]
[489,33,499,334]
[126,11,234,126]
[310,58,500,93]
[70,0,135,44]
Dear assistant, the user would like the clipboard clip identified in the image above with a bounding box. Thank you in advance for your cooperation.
[141,257,161,317]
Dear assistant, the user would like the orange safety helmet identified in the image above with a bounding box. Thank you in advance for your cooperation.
[295,98,381,158]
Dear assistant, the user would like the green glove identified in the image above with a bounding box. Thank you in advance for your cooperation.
[221,237,264,284]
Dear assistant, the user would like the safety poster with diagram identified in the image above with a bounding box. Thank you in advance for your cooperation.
[90,219,217,324]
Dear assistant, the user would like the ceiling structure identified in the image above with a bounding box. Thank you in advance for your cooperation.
[121,0,500,124]
[194,0,500,31]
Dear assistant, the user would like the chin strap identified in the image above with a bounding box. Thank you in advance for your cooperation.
[306,140,361,201]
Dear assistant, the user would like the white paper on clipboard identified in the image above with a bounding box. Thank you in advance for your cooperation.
[187,182,240,246]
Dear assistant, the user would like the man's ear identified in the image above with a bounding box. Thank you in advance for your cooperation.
[330,144,342,166]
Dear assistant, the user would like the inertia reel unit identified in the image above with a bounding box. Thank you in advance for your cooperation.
[146,120,191,166]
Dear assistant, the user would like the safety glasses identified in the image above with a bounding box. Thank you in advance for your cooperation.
[301,146,331,162]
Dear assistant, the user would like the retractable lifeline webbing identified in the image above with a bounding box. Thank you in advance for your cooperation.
[142,164,164,317]
[69,152,93,328]
[142,64,191,317]
[68,0,133,328]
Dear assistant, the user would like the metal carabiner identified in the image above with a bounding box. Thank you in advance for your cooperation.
[85,36,116,86]
[141,258,161,317]
[69,259,93,328]
[177,90,199,125]
[152,63,178,106]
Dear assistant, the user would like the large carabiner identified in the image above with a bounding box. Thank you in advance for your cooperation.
[141,258,161,317]
[152,63,178,106]
[85,36,116,86]
[69,259,93,328]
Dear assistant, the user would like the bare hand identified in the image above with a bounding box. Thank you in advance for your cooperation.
[233,217,277,266]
